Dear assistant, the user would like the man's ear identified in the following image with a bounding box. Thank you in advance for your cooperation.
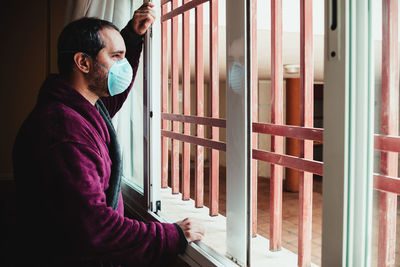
[73,52,91,74]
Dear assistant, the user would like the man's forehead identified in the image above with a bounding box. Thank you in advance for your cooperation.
[99,27,126,52]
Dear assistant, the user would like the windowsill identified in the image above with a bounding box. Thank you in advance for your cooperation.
[160,188,319,267]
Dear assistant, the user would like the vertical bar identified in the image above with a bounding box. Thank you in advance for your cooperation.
[161,3,169,188]
[270,0,283,251]
[250,0,258,237]
[226,0,251,264]
[195,4,205,208]
[149,0,163,213]
[182,0,191,200]
[299,0,313,266]
[378,194,397,267]
[209,0,219,216]
[346,0,374,265]
[322,0,348,265]
[285,78,301,192]
[379,1,399,266]
[171,0,180,194]
[143,0,152,210]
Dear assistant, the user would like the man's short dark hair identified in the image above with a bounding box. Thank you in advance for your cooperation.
[57,17,119,76]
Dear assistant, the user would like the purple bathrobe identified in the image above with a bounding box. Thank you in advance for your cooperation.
[12,23,185,266]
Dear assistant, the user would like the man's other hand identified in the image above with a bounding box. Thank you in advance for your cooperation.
[132,2,156,35]
[176,218,205,243]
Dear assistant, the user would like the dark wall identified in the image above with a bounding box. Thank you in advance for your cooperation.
[0,1,48,180]
[0,0,68,181]
[0,1,67,265]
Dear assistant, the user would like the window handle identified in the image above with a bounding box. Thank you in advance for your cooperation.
[328,0,340,61]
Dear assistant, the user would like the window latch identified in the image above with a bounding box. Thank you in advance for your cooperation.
[155,200,161,214]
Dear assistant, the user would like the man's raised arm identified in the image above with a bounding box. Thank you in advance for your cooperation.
[101,2,156,118]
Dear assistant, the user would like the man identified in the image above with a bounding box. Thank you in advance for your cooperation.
[12,3,204,266]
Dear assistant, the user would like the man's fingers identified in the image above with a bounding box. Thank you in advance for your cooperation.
[135,3,156,17]
[184,224,205,242]
[141,2,155,8]
[175,218,205,243]
[131,2,156,35]
[132,12,155,35]
[186,232,204,243]
[134,13,155,24]
[185,228,205,242]
[134,10,156,21]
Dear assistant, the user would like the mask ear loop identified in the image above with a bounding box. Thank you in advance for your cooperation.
[59,50,108,69]
[81,52,110,72]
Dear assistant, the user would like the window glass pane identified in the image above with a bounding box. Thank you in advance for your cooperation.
[114,59,144,191]
[158,0,325,265]
[158,0,233,261]
[114,0,145,192]
[251,0,324,266]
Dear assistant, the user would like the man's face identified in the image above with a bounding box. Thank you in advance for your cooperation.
[87,27,126,97]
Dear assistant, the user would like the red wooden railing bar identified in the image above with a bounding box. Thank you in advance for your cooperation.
[374,174,400,195]
[182,0,191,201]
[379,1,399,266]
[195,3,205,208]
[162,113,226,128]
[171,0,180,194]
[270,0,284,250]
[161,4,169,188]
[251,0,258,237]
[253,123,323,142]
[162,116,324,142]
[161,0,209,22]
[374,134,400,153]
[209,0,219,217]
[161,0,172,5]
[299,0,314,265]
[162,130,226,152]
[253,149,323,177]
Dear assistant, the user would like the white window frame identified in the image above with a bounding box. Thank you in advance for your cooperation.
[225,0,252,265]
[322,0,374,266]
[122,0,162,214]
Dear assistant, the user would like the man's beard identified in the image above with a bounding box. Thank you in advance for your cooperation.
[88,63,109,97]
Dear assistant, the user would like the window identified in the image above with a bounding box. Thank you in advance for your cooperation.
[120,0,398,266]
[117,0,157,213]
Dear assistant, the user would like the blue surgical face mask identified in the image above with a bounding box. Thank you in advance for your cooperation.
[229,61,245,94]
[84,53,133,96]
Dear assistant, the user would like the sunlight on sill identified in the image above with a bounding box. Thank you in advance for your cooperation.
[160,188,319,267]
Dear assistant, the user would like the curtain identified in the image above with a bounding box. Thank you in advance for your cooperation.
[65,0,136,29]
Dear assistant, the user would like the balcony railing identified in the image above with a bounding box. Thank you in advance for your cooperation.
[160,0,400,266]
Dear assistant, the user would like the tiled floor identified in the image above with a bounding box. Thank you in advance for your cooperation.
[254,175,323,266]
